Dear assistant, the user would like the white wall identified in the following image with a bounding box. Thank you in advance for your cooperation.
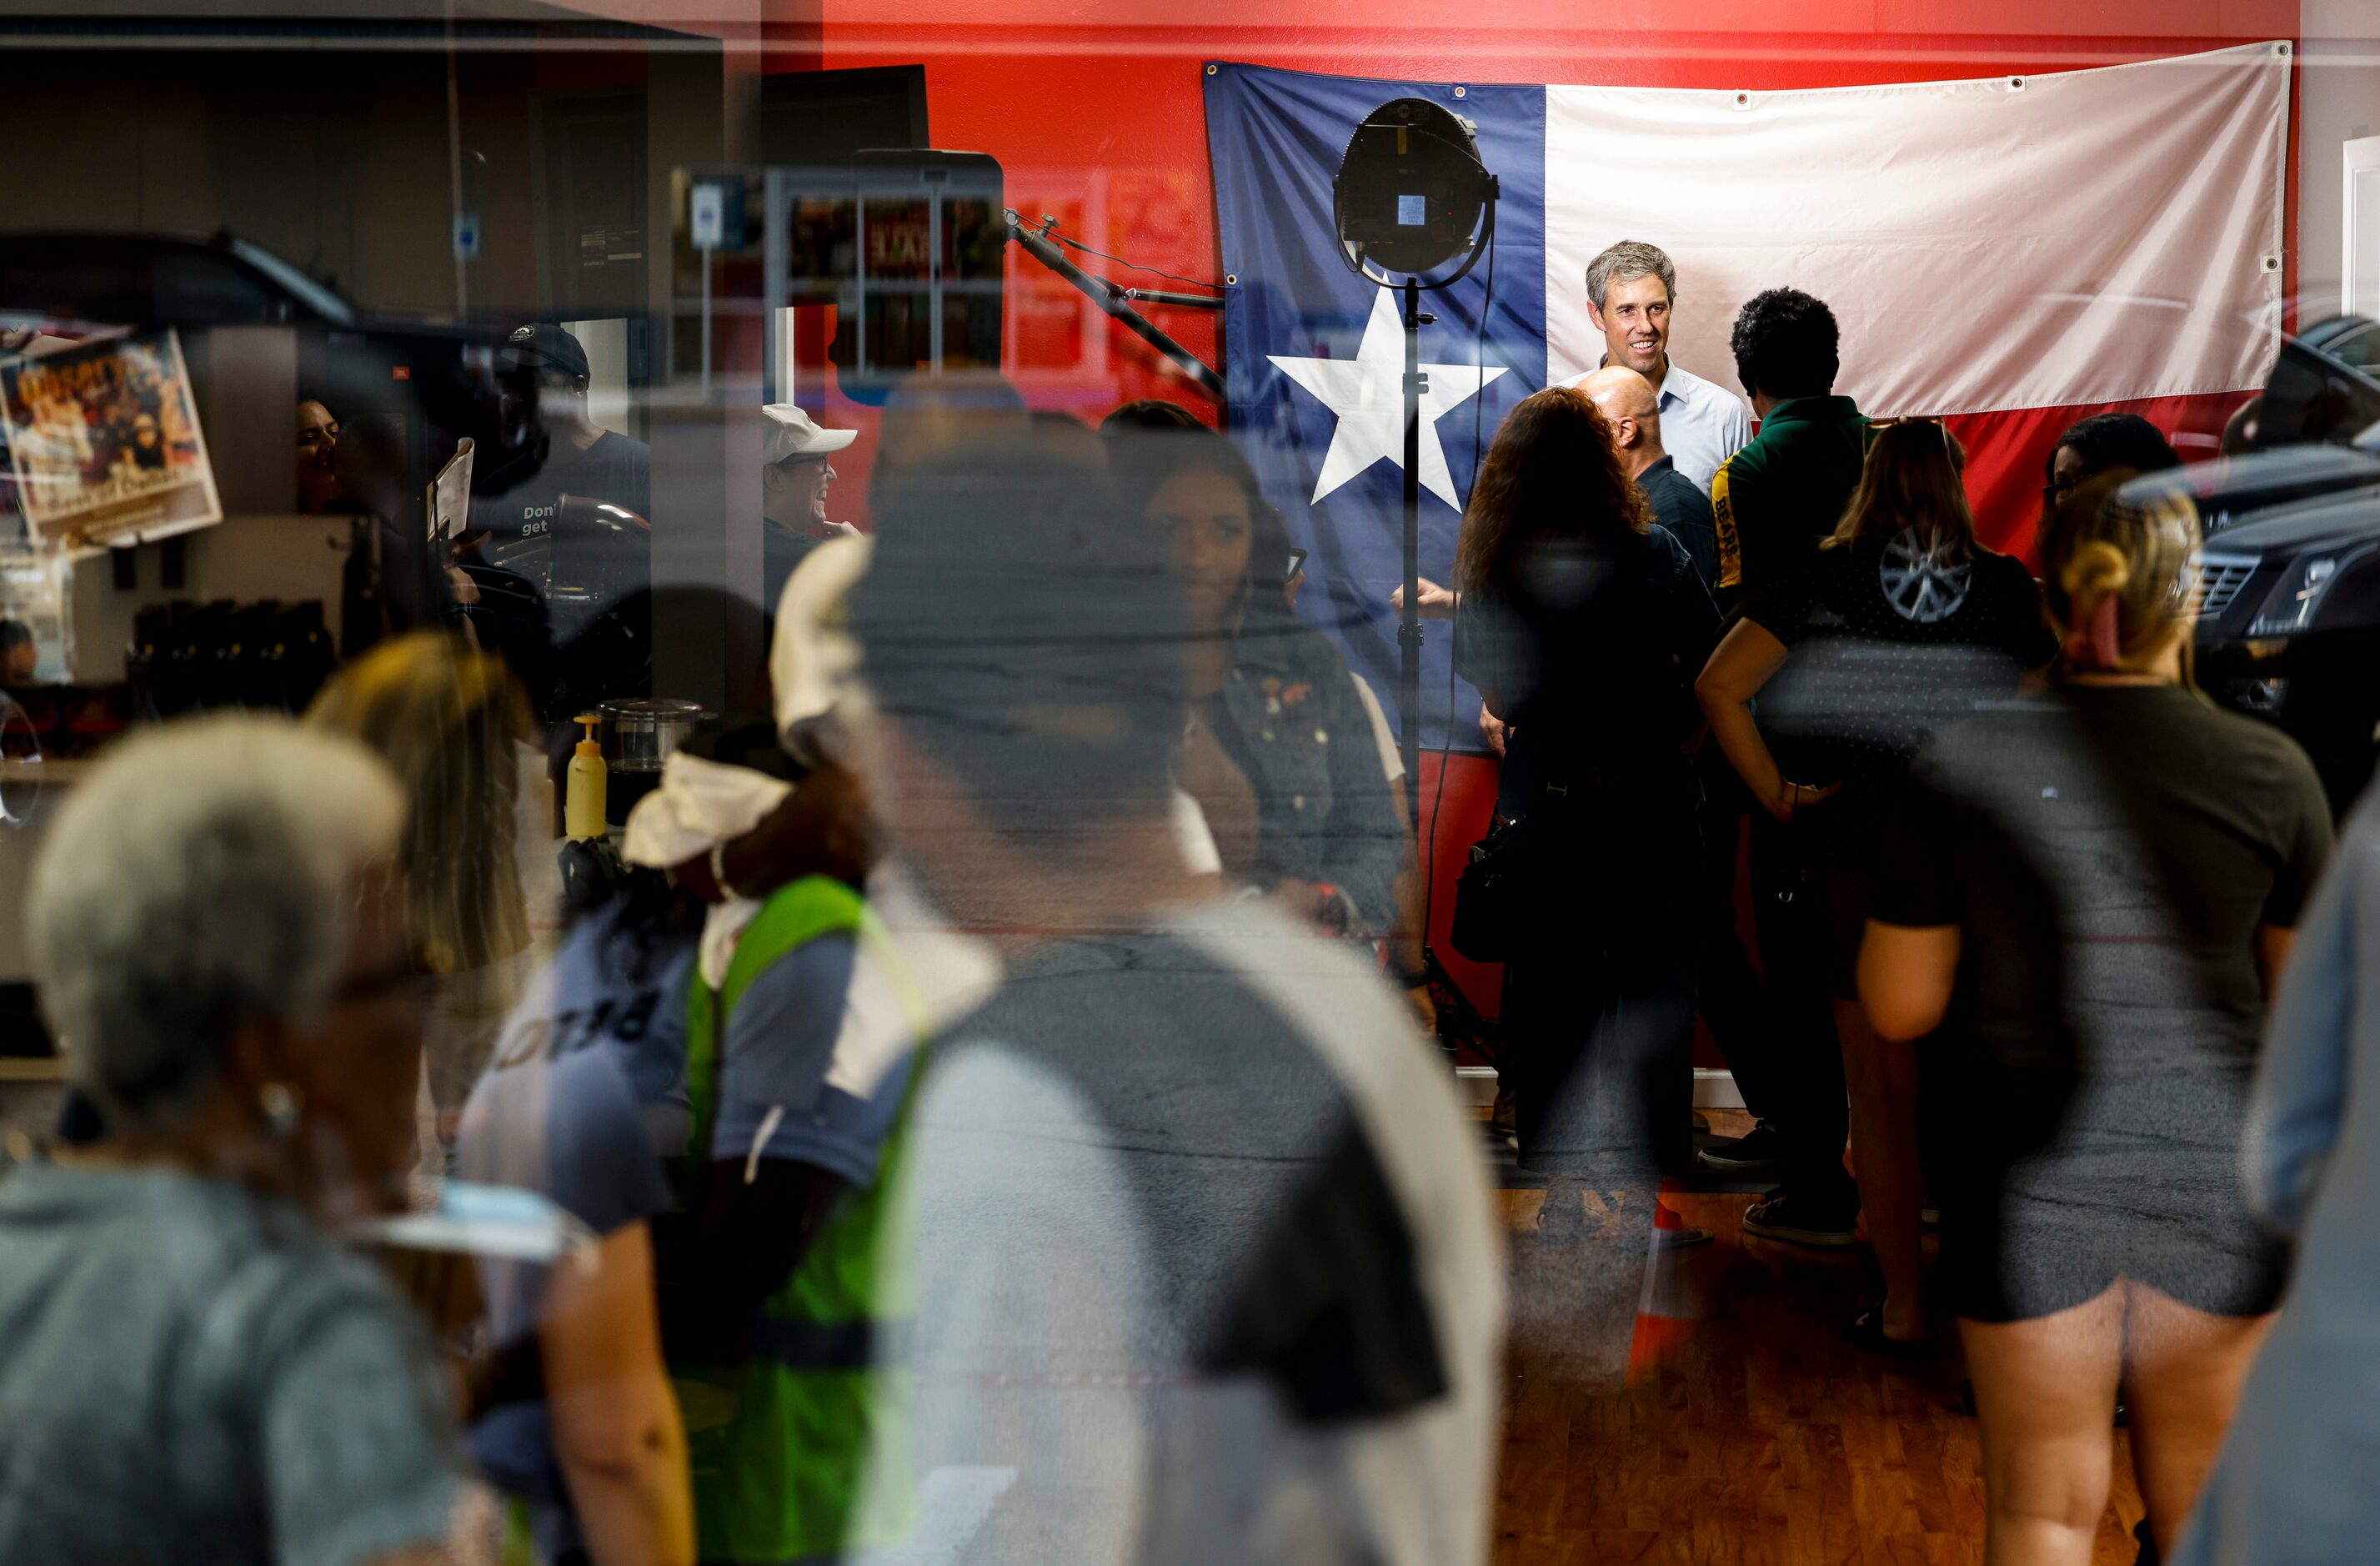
[564,316,636,434]
[2299,2,2380,319]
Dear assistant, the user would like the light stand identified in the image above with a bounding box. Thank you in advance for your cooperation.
[1331,99,1497,828]
[1398,274,1425,828]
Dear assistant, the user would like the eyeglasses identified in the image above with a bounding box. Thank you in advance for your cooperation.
[2042,477,2080,505]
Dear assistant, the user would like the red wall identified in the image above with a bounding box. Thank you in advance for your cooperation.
[808,3,2302,547]
[799,1,2302,1030]
[820,2,2297,413]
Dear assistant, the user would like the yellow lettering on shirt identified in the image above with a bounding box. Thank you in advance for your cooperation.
[1712,454,1741,592]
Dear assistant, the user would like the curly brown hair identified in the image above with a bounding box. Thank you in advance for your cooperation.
[1454,385,1650,598]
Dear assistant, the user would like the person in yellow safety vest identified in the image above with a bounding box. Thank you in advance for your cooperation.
[623,713,931,1566]
[458,713,898,1566]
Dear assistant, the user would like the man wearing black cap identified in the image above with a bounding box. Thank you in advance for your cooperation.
[489,323,652,542]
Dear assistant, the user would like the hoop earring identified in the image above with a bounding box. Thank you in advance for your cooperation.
[258,1082,304,1141]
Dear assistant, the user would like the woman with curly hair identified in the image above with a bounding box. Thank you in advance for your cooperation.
[1452,385,1717,1243]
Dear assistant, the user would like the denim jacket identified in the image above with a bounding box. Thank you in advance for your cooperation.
[1206,611,1405,935]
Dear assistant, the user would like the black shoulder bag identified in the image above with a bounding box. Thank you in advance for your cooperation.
[1451,778,1573,963]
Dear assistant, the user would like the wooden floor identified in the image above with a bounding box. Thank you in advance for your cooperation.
[1491,1111,2148,1566]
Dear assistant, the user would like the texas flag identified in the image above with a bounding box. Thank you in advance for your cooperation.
[1205,44,2289,750]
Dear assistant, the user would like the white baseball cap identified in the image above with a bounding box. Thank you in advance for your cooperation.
[763,403,858,464]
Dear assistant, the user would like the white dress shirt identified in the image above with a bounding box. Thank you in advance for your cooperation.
[1566,356,1751,496]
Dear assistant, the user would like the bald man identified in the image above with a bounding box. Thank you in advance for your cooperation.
[1580,365,1719,590]
[1390,368,1721,752]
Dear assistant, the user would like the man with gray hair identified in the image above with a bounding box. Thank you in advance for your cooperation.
[0,714,470,1566]
[1567,239,1750,494]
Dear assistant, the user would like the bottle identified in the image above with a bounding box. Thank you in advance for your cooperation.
[564,713,608,840]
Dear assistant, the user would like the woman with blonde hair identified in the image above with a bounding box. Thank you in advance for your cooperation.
[308,630,539,1149]
[1697,419,2052,1351]
[313,634,695,1566]
[1861,478,2332,1563]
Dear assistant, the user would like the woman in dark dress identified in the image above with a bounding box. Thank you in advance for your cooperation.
[1451,386,1716,1223]
[1696,419,2052,1353]
[1861,478,2332,1565]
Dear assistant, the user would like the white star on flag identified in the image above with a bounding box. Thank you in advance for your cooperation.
[1267,289,1506,509]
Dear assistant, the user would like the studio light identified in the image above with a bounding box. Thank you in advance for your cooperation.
[1329,97,1499,832]
[1333,98,1496,281]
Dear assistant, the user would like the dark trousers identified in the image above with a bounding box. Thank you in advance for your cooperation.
[1745,811,1856,1211]
[1507,945,1696,1183]
[1690,760,1786,1125]
[1504,782,1698,1183]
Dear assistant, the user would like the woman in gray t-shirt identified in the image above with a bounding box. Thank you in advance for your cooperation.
[0,717,465,1566]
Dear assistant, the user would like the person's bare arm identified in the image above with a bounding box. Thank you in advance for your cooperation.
[1379,760,1436,1031]
[1694,618,1837,821]
[2257,924,2297,995]
[659,1159,848,1367]
[1476,699,1508,757]
[1857,920,1962,1042]
[539,1222,694,1566]
[1390,577,1459,620]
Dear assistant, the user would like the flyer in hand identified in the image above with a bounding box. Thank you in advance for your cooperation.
[1,329,223,550]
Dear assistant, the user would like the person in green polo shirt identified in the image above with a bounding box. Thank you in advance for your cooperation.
[1698,287,1875,1251]
[1710,289,1871,606]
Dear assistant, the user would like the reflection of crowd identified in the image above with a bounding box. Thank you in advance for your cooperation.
[0,360,1501,1566]
[12,257,2380,1566]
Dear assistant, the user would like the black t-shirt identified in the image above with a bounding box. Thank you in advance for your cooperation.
[1452,525,1716,816]
[1746,532,2055,867]
[487,430,652,542]
[763,525,822,623]
[1874,685,2334,1077]
[484,430,654,651]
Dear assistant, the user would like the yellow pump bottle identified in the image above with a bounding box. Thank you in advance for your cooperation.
[564,713,608,840]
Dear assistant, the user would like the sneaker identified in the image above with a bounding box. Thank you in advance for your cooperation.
[1653,1225,1716,1250]
[1489,1083,1519,1152]
[1741,1190,1860,1247]
[1697,1121,1790,1177]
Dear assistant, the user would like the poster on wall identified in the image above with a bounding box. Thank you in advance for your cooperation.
[0,329,223,551]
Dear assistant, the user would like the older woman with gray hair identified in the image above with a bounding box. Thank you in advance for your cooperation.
[0,715,470,1565]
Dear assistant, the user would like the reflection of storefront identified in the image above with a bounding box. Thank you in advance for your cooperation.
[672,154,1009,407]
